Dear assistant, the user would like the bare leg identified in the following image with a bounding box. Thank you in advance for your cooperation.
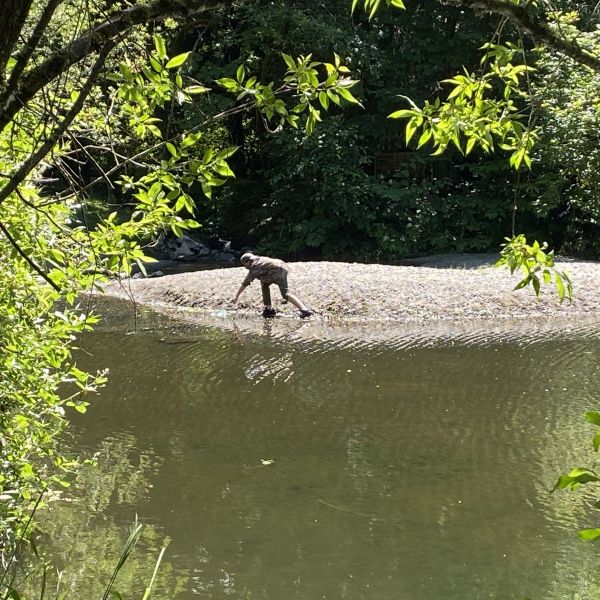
[286,292,308,311]
[277,280,312,317]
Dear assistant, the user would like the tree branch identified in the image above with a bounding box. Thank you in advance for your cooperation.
[0,0,35,78]
[0,0,227,132]
[5,0,65,101]
[0,42,115,208]
[0,218,60,292]
[442,0,600,72]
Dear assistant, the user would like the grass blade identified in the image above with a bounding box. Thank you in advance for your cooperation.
[140,547,166,600]
[101,519,143,600]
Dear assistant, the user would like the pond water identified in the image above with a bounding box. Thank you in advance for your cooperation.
[42,302,600,600]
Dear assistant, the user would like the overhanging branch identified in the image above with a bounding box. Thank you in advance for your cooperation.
[0,219,60,292]
[0,42,115,207]
[0,0,227,132]
[5,0,64,101]
[442,0,600,72]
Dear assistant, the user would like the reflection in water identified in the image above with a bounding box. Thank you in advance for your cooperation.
[37,433,185,599]
[38,307,600,599]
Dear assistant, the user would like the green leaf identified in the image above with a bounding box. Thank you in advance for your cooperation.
[181,132,201,149]
[306,112,315,135]
[327,90,341,106]
[579,529,600,541]
[405,118,418,145]
[556,275,565,302]
[417,129,432,148]
[236,64,246,83]
[166,52,191,69]
[216,78,241,92]
[165,142,178,158]
[337,87,358,104]
[319,91,329,110]
[149,55,162,73]
[586,412,600,426]
[513,275,532,290]
[147,125,162,139]
[119,63,133,80]
[216,147,238,160]
[153,35,167,61]
[282,53,296,70]
[368,0,381,19]
[141,547,167,600]
[213,161,235,177]
[184,85,209,95]
[20,463,35,479]
[568,467,600,484]
[542,269,551,285]
[389,108,415,120]
[465,136,478,155]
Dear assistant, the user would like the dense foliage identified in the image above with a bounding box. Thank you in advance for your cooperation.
[2,0,600,594]
[139,0,600,261]
[167,0,525,259]
[0,0,359,567]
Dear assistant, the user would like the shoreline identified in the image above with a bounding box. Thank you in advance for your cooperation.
[102,255,600,330]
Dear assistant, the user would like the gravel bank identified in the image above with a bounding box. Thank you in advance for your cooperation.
[105,255,600,323]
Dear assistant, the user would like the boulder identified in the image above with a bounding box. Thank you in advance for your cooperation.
[155,233,209,261]
[217,251,236,264]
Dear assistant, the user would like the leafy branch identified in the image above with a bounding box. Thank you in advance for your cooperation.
[552,411,600,541]
[495,234,573,302]
[352,0,600,73]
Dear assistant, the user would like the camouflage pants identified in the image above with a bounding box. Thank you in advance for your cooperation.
[261,274,289,305]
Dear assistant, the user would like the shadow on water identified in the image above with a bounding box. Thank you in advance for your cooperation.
[40,296,600,600]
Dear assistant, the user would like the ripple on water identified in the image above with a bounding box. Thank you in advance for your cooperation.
[69,297,600,600]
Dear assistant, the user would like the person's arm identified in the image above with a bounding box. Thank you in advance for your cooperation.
[234,268,256,303]
[233,282,248,303]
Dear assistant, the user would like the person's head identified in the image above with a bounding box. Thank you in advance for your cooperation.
[240,252,257,269]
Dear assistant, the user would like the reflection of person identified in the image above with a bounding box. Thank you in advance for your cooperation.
[233,252,313,318]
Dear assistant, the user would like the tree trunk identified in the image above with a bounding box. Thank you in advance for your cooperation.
[0,0,34,79]
[0,0,227,130]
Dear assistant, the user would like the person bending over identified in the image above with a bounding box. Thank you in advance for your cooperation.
[233,252,313,318]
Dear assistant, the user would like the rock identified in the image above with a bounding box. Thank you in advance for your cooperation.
[168,235,209,261]
[131,259,178,276]
[132,269,165,279]
[217,251,236,264]
[207,237,231,252]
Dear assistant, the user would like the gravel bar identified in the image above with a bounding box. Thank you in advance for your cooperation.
[104,256,600,324]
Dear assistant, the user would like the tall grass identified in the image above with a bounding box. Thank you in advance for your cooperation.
[1,511,165,600]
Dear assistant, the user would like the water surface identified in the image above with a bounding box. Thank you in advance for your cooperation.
[43,304,600,599]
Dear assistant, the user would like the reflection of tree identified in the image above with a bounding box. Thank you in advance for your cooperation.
[22,433,189,599]
[78,433,162,510]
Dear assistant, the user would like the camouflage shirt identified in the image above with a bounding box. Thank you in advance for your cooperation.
[243,256,289,287]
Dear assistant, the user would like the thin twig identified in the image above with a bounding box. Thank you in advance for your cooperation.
[0,42,115,209]
[0,219,60,292]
